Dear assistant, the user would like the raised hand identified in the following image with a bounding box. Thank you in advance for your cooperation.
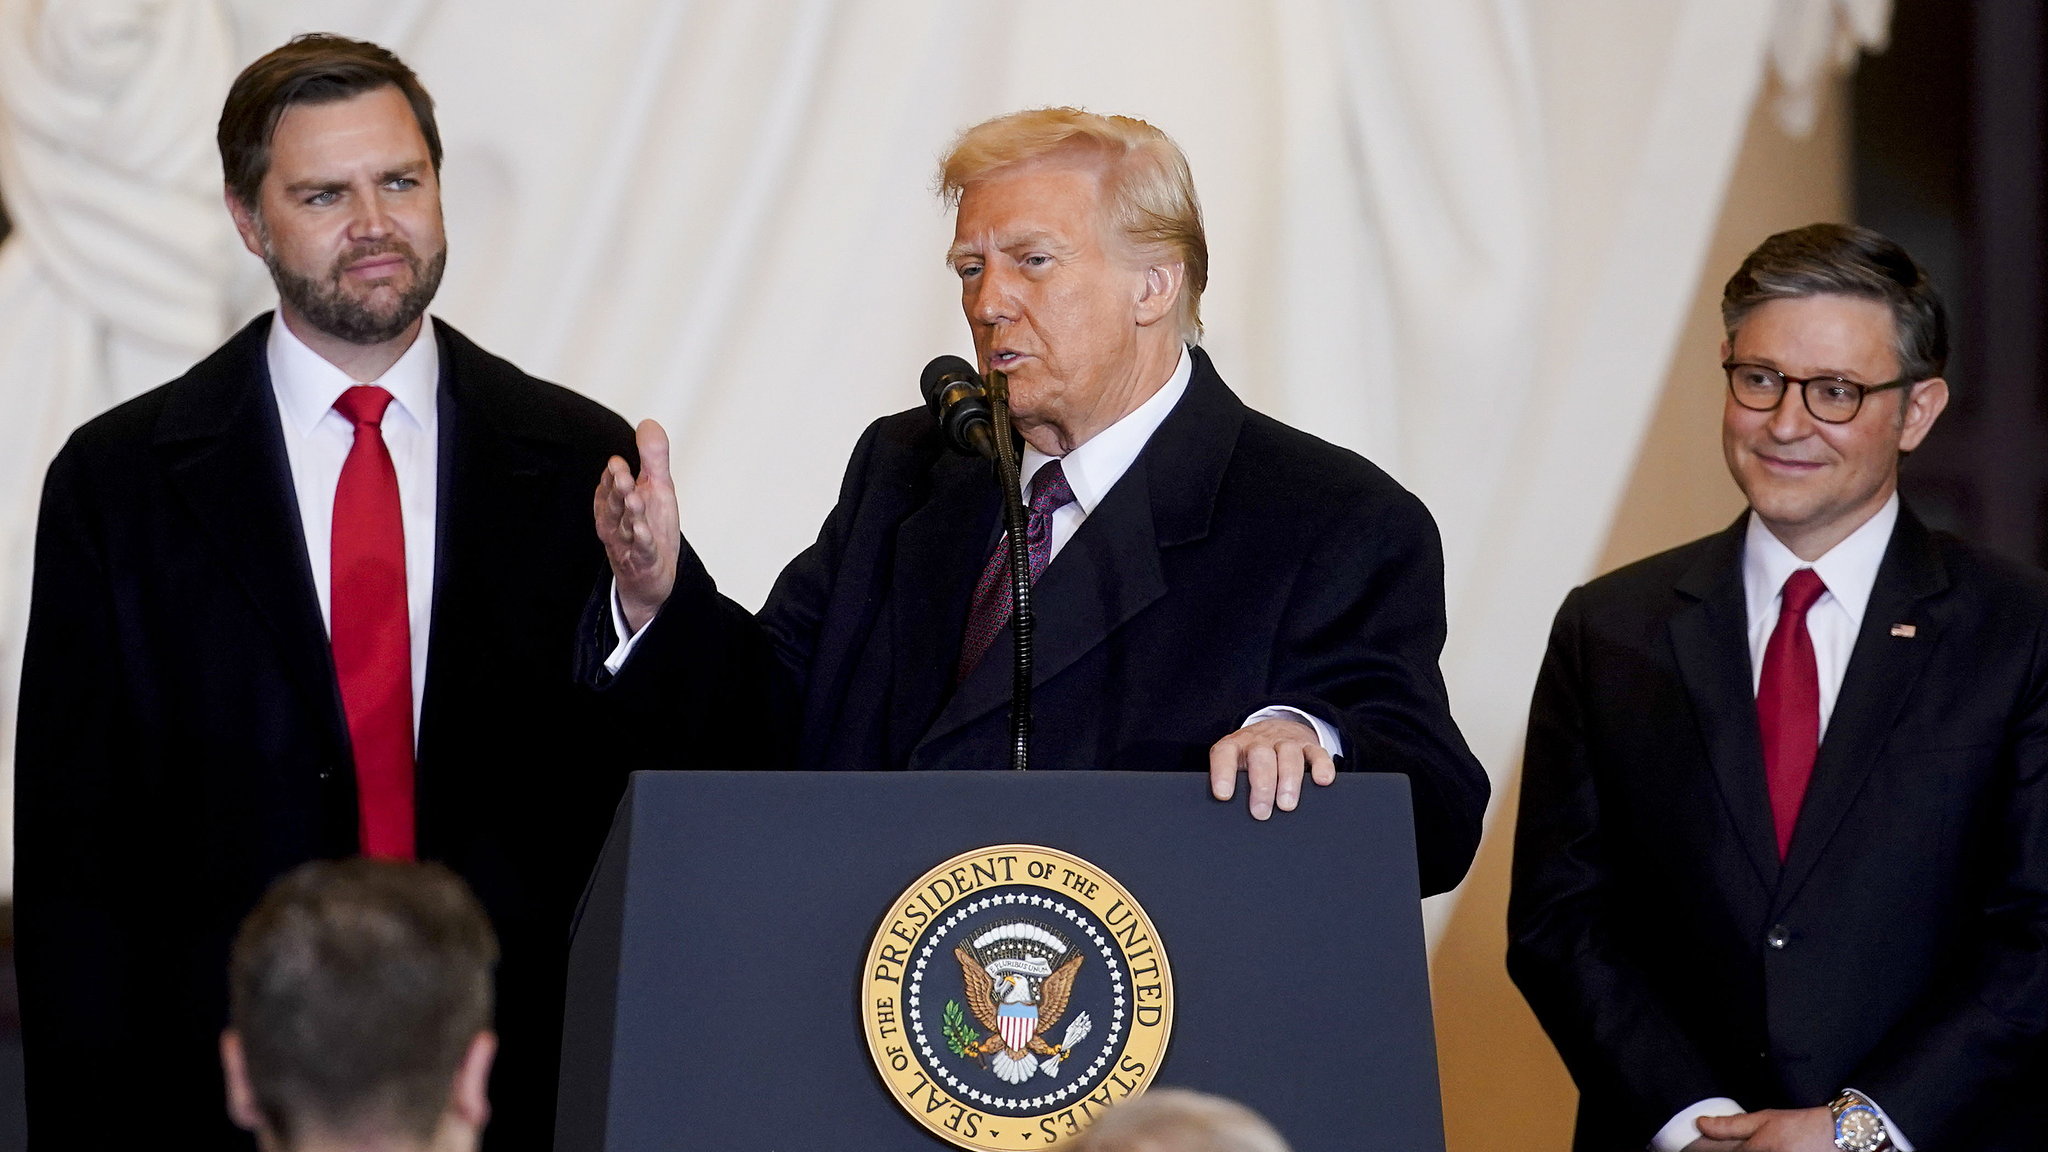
[594,419,681,633]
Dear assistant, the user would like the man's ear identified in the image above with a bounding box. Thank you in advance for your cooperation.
[1132,261,1183,328]
[224,187,267,260]
[449,1031,498,1133]
[1898,376,1949,452]
[220,1029,267,1134]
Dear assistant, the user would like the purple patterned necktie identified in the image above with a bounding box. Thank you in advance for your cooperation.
[956,460,1076,681]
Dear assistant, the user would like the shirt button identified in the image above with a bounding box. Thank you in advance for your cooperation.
[1766,925,1790,949]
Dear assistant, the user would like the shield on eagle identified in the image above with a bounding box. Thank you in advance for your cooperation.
[998,1002,1036,1052]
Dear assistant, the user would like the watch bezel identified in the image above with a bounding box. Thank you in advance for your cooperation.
[1830,1096,1888,1152]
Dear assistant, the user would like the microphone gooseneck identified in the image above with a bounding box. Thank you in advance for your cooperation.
[920,354,1031,770]
[985,370,1032,772]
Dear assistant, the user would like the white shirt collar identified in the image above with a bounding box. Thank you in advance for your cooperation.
[1743,491,1900,625]
[267,310,439,438]
[1019,344,1193,508]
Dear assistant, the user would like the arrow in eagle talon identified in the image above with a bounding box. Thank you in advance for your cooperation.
[1040,1011,1093,1077]
[1062,1010,1093,1048]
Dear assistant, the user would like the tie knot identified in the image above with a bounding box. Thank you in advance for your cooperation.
[1029,460,1076,516]
[333,385,396,429]
[1780,567,1828,616]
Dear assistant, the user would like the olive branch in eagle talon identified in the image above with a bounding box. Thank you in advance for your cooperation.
[941,999,984,1062]
[956,946,1089,1066]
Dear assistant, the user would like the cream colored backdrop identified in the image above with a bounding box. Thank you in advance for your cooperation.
[0,1,1875,1146]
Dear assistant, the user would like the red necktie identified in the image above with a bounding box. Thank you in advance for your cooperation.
[331,386,415,860]
[1757,567,1827,859]
[956,460,1076,681]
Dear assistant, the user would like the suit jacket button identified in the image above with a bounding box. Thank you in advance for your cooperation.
[1766,925,1789,949]
[319,763,333,781]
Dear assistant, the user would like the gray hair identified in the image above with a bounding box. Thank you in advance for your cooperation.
[1721,222,1949,383]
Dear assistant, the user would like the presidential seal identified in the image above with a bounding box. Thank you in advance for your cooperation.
[863,845,1174,1150]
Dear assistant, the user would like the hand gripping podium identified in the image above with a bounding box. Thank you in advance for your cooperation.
[554,771,1445,1151]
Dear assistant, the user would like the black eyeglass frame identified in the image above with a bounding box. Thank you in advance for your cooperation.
[1721,361,1918,424]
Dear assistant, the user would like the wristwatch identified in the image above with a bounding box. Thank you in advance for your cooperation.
[1830,1090,1893,1152]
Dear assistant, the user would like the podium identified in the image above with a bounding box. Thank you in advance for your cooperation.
[554,771,1445,1151]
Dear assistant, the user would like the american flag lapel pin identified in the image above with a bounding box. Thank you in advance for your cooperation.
[1890,623,1917,638]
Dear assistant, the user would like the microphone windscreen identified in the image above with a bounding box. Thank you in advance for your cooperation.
[921,355,980,413]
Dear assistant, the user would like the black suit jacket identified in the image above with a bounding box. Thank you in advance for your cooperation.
[590,347,1489,895]
[12,314,695,1150]
[1508,507,2048,1151]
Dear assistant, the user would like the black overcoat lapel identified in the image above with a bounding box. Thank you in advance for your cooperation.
[416,321,567,760]
[915,349,1241,756]
[1772,507,1948,916]
[885,450,1001,765]
[151,315,349,760]
[1668,516,1783,891]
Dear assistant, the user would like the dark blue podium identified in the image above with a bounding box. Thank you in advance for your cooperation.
[554,771,1444,1151]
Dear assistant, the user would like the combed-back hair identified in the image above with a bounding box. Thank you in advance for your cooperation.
[1721,222,1949,382]
[229,859,497,1145]
[1067,1087,1292,1152]
[219,33,442,207]
[940,107,1209,343]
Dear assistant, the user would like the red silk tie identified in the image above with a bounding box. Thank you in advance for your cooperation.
[331,386,416,860]
[1757,567,1827,860]
[956,460,1076,681]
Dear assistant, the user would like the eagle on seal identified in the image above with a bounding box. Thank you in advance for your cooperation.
[955,920,1094,1085]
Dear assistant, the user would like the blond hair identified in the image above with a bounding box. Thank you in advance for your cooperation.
[939,107,1208,343]
[1066,1088,1291,1152]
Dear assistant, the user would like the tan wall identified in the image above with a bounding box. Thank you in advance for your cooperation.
[1430,77,1850,1151]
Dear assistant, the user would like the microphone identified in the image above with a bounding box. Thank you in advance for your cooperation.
[918,351,1033,770]
[921,355,995,459]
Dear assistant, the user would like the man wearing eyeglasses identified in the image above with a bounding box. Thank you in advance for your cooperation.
[1508,223,2048,1152]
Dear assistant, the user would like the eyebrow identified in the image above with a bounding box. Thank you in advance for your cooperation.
[283,161,427,195]
[945,231,1068,266]
[1734,356,1873,379]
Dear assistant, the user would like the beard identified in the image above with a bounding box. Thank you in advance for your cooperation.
[264,233,447,346]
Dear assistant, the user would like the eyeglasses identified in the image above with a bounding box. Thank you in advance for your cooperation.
[1723,362,1915,424]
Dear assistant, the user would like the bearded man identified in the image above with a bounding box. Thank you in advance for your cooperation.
[12,35,744,1151]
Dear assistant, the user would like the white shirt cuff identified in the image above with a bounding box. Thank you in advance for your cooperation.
[1242,705,1345,758]
[602,578,649,675]
[1843,1088,1913,1152]
[1652,1097,1744,1152]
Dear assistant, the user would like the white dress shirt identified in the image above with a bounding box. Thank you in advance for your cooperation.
[268,312,439,738]
[607,345,1339,755]
[1652,494,1910,1152]
[1742,493,1898,738]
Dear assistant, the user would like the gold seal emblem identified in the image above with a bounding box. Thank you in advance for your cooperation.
[863,844,1174,1150]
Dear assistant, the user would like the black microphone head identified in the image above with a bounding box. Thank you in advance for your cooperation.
[920,354,995,459]
[921,354,980,415]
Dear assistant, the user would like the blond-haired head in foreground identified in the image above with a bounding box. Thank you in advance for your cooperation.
[1068,1088,1291,1152]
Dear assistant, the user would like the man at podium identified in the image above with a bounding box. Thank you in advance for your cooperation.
[587,108,1488,895]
